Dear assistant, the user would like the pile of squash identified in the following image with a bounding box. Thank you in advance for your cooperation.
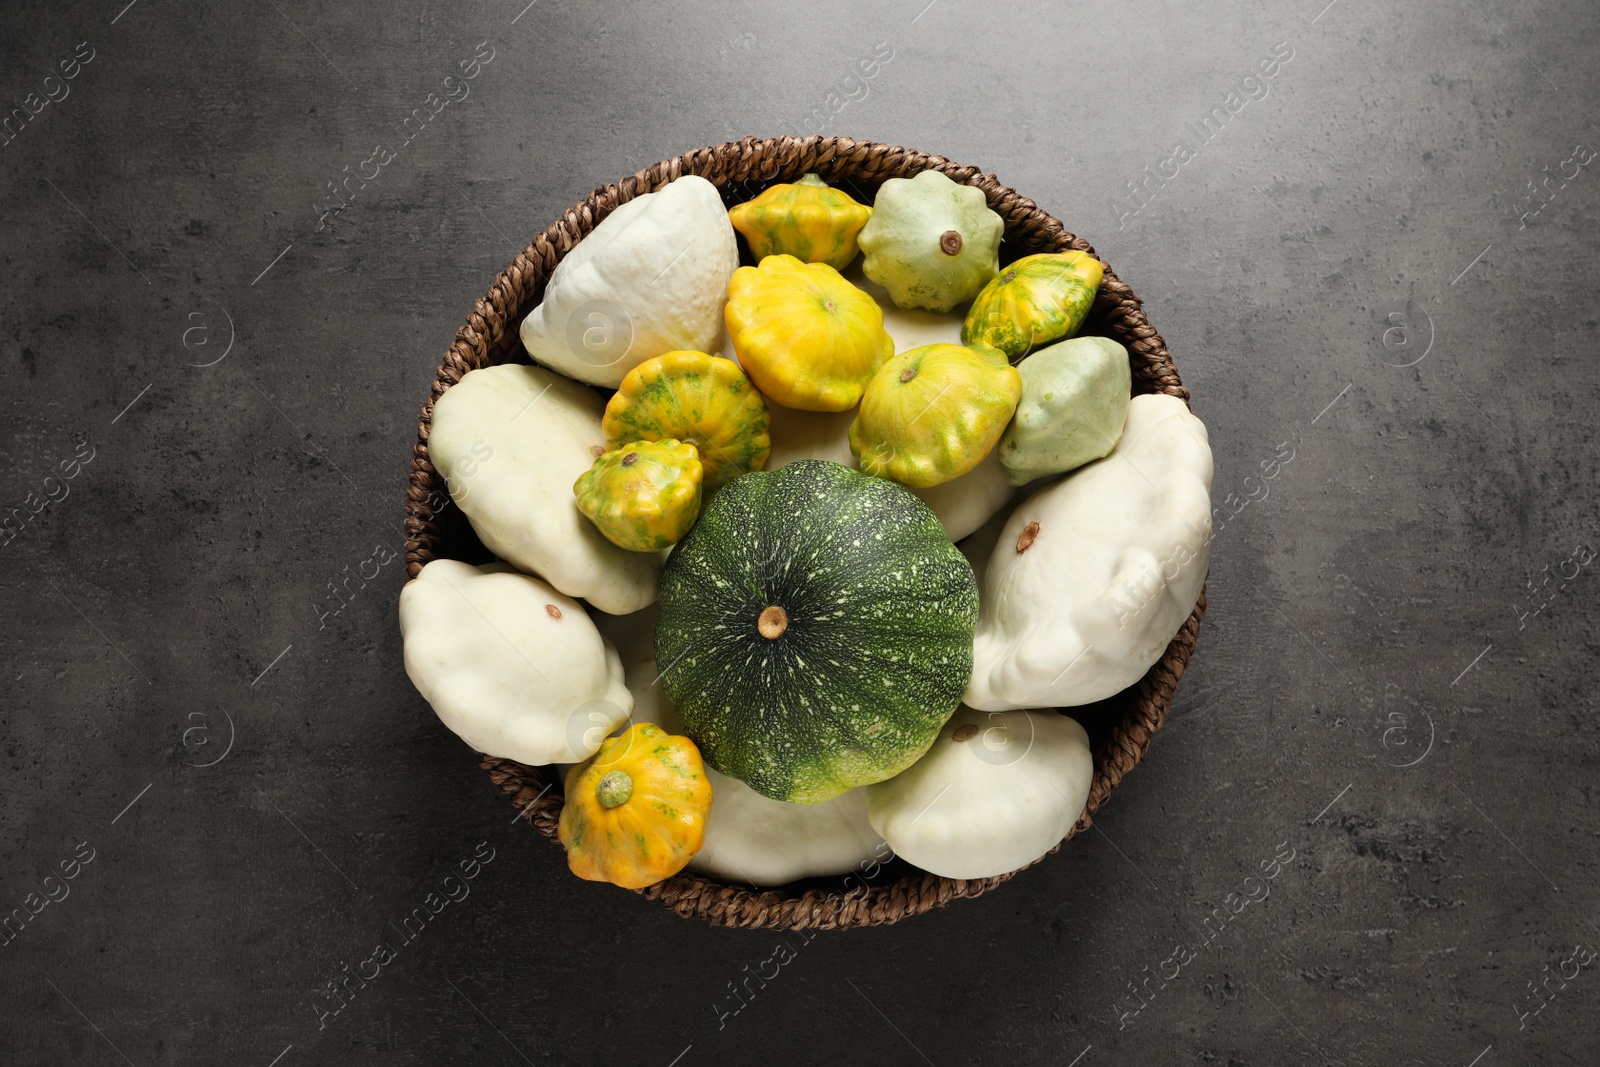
[399,169,1214,891]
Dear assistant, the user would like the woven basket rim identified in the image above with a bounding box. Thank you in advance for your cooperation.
[404,135,1207,931]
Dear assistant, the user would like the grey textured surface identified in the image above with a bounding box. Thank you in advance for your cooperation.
[2,0,1597,1064]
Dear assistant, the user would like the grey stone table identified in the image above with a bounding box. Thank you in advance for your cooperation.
[3,0,1596,1063]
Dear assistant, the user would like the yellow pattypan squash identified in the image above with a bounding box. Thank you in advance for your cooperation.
[962,251,1105,361]
[724,254,894,412]
[560,722,713,889]
[602,351,770,491]
[728,174,873,271]
[849,343,1022,489]
[573,440,703,552]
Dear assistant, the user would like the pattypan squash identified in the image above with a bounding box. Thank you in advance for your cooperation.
[728,173,873,271]
[728,274,1016,540]
[574,440,702,552]
[430,364,660,614]
[967,393,1213,710]
[849,343,1022,489]
[1000,335,1131,486]
[656,460,978,804]
[691,772,887,886]
[866,707,1093,880]
[857,169,1003,313]
[612,641,890,887]
[559,722,712,889]
[763,402,858,471]
[724,255,893,412]
[399,560,632,765]
[602,351,770,491]
[910,450,1016,543]
[962,251,1104,361]
[520,175,739,388]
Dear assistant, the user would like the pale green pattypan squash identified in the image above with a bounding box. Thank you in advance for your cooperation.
[519,175,738,388]
[399,560,631,765]
[967,393,1213,710]
[430,364,660,614]
[866,707,1093,880]
[1000,335,1132,486]
[858,169,1003,313]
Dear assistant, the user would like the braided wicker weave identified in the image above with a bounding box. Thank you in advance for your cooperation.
[405,136,1207,930]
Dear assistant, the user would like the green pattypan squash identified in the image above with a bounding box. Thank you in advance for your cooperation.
[655,460,978,804]
[999,336,1132,486]
[857,170,1004,313]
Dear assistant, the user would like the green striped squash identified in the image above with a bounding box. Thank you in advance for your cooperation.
[654,460,978,804]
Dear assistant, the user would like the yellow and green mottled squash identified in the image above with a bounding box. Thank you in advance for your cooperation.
[962,251,1104,361]
[559,722,712,889]
[573,440,703,552]
[849,343,1022,489]
[724,254,893,412]
[727,174,873,271]
[602,351,770,491]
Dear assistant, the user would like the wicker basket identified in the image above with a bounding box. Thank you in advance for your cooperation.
[404,135,1207,930]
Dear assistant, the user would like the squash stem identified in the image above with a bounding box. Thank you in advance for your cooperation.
[595,770,633,809]
[757,605,788,639]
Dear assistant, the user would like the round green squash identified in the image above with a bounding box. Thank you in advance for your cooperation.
[655,459,978,804]
[962,251,1104,362]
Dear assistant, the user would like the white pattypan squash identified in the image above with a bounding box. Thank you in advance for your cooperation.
[966,392,1213,710]
[763,403,856,470]
[600,618,888,887]
[399,560,632,765]
[430,363,660,614]
[520,175,738,388]
[866,707,1093,880]
[845,265,965,353]
[691,770,887,887]
[910,449,1015,543]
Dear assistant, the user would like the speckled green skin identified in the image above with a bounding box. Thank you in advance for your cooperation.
[655,459,978,804]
